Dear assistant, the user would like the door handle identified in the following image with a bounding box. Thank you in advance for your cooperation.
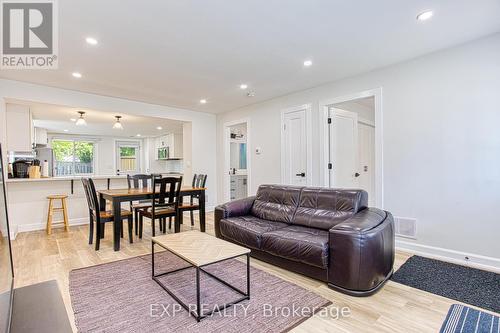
[295,172,306,177]
[354,172,360,177]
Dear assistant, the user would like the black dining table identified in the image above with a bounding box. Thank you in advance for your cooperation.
[98,187,207,251]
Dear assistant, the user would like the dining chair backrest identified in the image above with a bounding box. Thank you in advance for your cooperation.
[152,176,183,212]
[193,174,207,188]
[81,178,101,223]
[127,174,153,189]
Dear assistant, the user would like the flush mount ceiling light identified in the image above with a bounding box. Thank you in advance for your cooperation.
[199,99,207,104]
[72,72,82,78]
[63,129,68,132]
[303,60,313,67]
[156,126,163,130]
[75,111,87,126]
[136,134,141,137]
[85,37,98,45]
[113,115,123,129]
[239,84,248,90]
[416,10,433,21]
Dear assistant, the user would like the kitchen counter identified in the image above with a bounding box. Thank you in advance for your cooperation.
[6,173,183,183]
[5,172,184,237]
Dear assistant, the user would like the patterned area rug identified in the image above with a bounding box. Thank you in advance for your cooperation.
[392,256,500,313]
[440,304,500,333]
[69,251,331,332]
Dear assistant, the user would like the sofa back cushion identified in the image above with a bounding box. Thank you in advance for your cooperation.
[292,187,368,230]
[251,185,302,223]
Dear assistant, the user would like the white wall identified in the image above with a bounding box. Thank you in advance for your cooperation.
[216,33,500,263]
[0,79,217,209]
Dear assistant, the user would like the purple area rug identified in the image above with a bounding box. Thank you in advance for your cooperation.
[69,251,331,332]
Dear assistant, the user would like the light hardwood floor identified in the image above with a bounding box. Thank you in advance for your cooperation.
[7,213,485,332]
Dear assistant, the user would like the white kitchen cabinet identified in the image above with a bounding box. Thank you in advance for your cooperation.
[6,104,33,152]
[169,133,183,159]
[230,175,248,200]
[34,127,48,146]
[154,133,183,159]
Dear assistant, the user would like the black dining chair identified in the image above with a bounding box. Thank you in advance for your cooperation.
[82,178,133,250]
[138,176,183,237]
[175,174,207,229]
[127,174,156,235]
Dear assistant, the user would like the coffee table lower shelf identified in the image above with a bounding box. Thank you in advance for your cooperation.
[151,240,251,322]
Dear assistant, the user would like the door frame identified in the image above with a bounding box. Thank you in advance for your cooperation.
[280,104,313,186]
[319,88,384,208]
[223,118,251,202]
[114,139,142,175]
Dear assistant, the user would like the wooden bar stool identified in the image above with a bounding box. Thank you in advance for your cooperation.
[46,195,69,235]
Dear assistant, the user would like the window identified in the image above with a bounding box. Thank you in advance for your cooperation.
[116,141,140,174]
[52,139,95,176]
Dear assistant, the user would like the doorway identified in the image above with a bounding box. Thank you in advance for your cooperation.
[281,104,312,186]
[223,120,251,202]
[320,89,382,207]
[116,140,141,175]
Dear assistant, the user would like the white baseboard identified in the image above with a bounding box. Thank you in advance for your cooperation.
[13,208,215,238]
[15,217,89,235]
[396,239,500,273]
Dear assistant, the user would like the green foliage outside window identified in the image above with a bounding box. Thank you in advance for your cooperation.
[52,140,94,162]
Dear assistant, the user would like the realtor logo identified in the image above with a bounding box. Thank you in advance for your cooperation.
[1,0,58,69]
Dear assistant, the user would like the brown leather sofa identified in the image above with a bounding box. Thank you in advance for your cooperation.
[214,184,395,296]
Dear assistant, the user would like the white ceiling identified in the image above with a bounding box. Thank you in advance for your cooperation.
[1,1,499,114]
[10,100,184,137]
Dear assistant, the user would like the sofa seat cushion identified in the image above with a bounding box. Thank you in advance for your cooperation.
[219,215,288,249]
[261,225,329,268]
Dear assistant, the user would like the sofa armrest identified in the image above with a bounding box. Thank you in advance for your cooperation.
[328,208,395,296]
[214,196,256,238]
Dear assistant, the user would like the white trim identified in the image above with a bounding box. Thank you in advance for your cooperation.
[319,88,384,208]
[396,239,500,273]
[280,103,313,186]
[223,118,251,202]
[358,117,375,127]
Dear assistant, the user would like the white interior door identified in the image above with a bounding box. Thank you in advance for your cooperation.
[282,109,308,185]
[358,123,375,205]
[329,108,359,188]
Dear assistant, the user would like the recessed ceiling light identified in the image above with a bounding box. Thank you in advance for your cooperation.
[156,126,163,130]
[136,134,141,137]
[63,129,68,132]
[239,84,248,90]
[85,37,98,45]
[303,60,313,67]
[70,118,76,122]
[72,72,82,78]
[200,99,207,104]
[416,10,433,21]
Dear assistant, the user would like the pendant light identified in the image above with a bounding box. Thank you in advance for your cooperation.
[75,111,87,126]
[113,115,123,130]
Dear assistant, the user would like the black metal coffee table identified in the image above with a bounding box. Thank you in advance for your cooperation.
[151,230,251,322]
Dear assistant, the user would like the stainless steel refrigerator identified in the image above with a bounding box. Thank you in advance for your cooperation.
[34,147,55,177]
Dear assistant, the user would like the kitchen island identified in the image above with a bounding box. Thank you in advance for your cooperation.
[5,173,183,237]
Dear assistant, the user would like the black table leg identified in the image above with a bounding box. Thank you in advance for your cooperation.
[247,253,251,298]
[199,190,206,232]
[196,267,201,322]
[151,241,155,277]
[113,198,121,251]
